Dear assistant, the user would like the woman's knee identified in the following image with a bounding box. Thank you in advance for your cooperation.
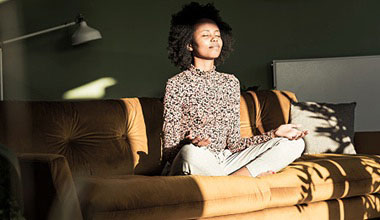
[278,138,305,157]
[176,144,211,164]
[293,138,306,154]
[171,144,224,176]
[179,144,200,158]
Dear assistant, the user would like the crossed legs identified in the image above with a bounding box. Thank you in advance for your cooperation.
[168,137,305,177]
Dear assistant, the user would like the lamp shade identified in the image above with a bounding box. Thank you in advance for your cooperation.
[71,21,102,45]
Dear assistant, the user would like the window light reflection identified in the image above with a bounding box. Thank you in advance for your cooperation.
[63,77,117,99]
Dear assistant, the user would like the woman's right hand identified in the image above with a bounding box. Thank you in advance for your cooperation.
[185,131,211,147]
[274,124,308,140]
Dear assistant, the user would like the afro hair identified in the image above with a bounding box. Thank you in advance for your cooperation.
[168,2,233,70]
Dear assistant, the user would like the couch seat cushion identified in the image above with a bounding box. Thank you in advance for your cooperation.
[259,153,380,208]
[75,175,271,219]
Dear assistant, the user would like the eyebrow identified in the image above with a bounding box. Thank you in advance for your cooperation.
[200,30,220,33]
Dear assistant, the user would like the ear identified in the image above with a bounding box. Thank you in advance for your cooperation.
[186,43,193,52]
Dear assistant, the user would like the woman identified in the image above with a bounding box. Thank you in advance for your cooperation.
[162,2,308,177]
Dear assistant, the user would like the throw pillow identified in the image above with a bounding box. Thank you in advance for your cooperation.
[290,101,356,154]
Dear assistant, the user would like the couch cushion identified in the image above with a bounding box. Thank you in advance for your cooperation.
[240,90,296,138]
[290,101,357,154]
[0,100,134,177]
[204,194,380,220]
[121,98,164,176]
[75,175,271,219]
[259,154,380,208]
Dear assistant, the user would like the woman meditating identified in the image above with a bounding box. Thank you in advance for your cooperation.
[162,2,308,177]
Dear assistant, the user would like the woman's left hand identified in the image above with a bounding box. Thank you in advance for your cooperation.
[274,124,308,140]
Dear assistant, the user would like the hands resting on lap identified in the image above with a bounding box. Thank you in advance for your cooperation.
[184,131,211,147]
[274,124,308,140]
[184,124,308,148]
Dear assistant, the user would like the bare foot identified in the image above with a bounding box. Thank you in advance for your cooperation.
[229,167,251,176]
[257,171,276,177]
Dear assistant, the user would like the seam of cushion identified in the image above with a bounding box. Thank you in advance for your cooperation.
[274,173,380,185]
[270,177,378,192]
[93,193,380,218]
[80,178,272,204]
[294,157,380,163]
[93,193,270,214]
[268,178,379,207]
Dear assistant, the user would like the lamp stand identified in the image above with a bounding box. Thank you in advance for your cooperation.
[0,47,3,101]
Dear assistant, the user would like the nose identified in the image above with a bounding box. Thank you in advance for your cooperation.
[211,37,218,42]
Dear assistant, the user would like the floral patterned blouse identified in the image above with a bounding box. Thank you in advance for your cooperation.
[162,65,275,163]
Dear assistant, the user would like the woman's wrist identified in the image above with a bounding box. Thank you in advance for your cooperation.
[271,128,279,138]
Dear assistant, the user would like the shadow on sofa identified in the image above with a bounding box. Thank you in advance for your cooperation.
[290,154,380,219]
[280,95,379,218]
[133,97,164,175]
[232,91,380,219]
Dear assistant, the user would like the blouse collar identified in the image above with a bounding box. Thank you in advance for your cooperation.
[188,64,217,77]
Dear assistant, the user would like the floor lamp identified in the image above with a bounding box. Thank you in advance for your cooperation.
[0,14,102,100]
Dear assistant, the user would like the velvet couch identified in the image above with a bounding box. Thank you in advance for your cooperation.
[0,90,379,220]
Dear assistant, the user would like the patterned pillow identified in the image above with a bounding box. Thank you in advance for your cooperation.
[290,101,356,154]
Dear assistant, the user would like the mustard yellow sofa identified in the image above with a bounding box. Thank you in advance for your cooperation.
[0,90,379,220]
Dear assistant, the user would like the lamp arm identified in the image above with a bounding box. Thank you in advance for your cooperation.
[0,13,98,101]
[2,21,76,45]
[0,21,76,101]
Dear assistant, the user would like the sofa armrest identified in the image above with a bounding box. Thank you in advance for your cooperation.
[354,131,380,155]
[18,153,83,220]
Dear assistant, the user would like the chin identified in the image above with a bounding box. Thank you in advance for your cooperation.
[208,52,222,59]
[196,52,221,60]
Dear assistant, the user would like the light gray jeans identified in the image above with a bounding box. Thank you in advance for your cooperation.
[163,138,305,177]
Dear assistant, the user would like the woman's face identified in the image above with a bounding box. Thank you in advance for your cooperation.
[189,19,223,60]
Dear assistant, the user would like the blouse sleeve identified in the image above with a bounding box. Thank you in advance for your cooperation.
[162,79,185,163]
[226,76,276,153]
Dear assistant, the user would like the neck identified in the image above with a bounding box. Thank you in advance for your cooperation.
[193,57,215,72]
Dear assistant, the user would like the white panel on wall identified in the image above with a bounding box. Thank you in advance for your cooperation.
[273,55,380,131]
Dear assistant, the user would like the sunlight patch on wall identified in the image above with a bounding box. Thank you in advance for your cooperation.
[63,77,117,99]
[0,0,9,4]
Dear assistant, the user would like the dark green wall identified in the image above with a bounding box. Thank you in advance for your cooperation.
[1,0,380,100]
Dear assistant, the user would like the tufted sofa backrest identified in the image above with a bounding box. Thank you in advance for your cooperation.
[0,90,296,176]
[0,100,135,176]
